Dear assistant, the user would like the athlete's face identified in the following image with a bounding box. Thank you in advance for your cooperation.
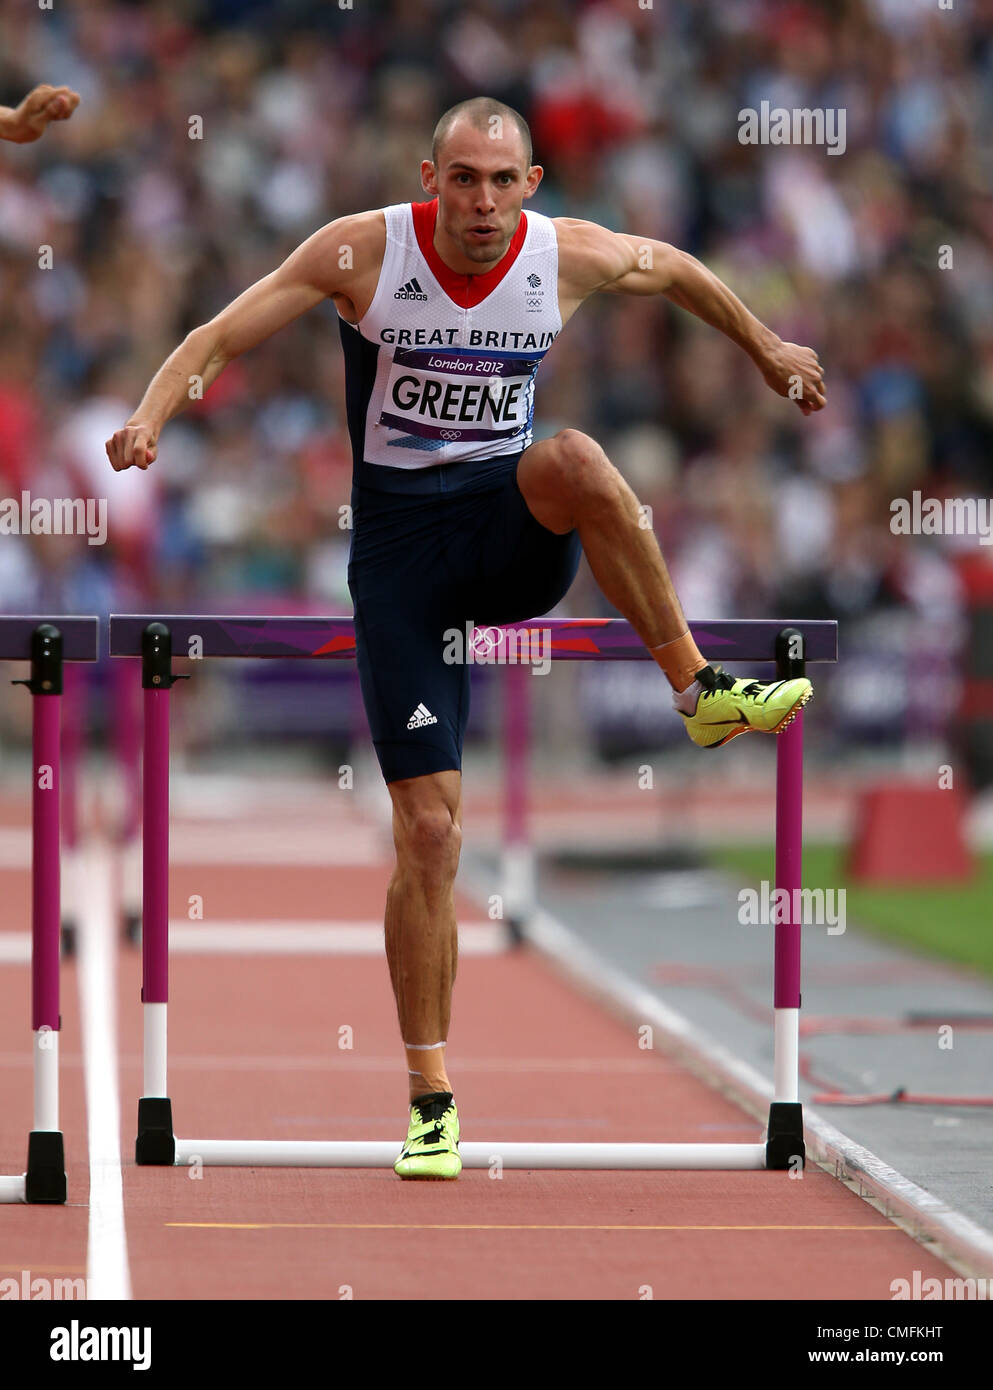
[421,122,543,270]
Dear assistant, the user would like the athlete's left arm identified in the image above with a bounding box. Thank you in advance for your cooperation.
[556,219,825,415]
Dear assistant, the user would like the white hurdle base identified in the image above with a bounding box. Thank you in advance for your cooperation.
[174,1139,768,1170]
[0,1174,27,1203]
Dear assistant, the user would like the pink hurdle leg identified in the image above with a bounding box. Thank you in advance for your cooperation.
[114,651,143,943]
[33,692,61,1052]
[501,662,534,945]
[142,687,170,1020]
[766,628,807,1170]
[774,710,804,1079]
[114,651,141,843]
[61,661,82,853]
[136,622,184,1165]
[24,625,67,1202]
[59,661,83,958]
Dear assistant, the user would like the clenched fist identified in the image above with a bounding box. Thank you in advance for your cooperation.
[757,339,826,416]
[106,422,159,472]
[0,85,80,143]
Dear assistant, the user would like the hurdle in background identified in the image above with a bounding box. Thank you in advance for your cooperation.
[0,618,100,1204]
[497,623,810,940]
[500,663,533,946]
[110,614,837,1172]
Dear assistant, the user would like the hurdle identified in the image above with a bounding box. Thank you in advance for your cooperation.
[500,663,533,945]
[109,613,837,1172]
[0,618,100,1203]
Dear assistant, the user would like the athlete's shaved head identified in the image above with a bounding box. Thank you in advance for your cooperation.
[422,96,542,273]
[431,97,532,169]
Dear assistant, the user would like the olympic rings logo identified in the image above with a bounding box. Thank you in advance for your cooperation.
[470,625,503,656]
[439,429,462,441]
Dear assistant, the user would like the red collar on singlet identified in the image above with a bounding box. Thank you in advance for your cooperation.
[410,198,528,309]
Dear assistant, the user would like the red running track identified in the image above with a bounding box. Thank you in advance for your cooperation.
[0,786,964,1300]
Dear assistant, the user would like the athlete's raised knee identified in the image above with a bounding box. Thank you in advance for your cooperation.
[519,429,617,532]
[552,428,604,468]
[551,429,622,509]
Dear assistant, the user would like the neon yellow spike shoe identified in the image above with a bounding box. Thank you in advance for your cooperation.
[678,664,812,748]
[394,1091,461,1180]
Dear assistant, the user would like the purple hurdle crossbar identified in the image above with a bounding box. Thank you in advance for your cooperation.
[109,614,837,1173]
[0,618,99,1205]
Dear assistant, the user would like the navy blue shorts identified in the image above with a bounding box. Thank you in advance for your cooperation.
[347,452,582,784]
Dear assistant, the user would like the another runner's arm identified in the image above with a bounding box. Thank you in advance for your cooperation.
[0,84,80,142]
[556,219,825,414]
[107,212,383,471]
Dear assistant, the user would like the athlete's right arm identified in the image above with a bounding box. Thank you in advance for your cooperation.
[106,212,384,471]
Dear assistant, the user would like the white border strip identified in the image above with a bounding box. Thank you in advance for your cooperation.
[0,933,31,964]
[524,905,993,1279]
[78,843,131,1300]
[167,921,500,955]
[173,1138,767,1169]
[0,1174,26,1202]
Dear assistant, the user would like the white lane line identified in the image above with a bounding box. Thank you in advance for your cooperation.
[78,841,131,1300]
[167,921,502,955]
[520,903,993,1280]
[117,1053,685,1074]
[0,933,30,963]
[0,827,31,867]
[166,826,384,865]
[101,820,388,869]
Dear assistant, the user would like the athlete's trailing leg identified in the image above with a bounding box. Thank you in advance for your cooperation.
[386,769,462,1179]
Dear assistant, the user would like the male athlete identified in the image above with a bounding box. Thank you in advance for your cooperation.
[107,98,826,1179]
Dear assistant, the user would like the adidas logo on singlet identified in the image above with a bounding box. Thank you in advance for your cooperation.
[407,702,438,730]
[394,277,428,302]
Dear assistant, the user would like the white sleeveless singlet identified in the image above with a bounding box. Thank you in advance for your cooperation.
[339,199,561,483]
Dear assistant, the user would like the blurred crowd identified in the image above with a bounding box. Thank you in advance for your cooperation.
[1,0,992,769]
